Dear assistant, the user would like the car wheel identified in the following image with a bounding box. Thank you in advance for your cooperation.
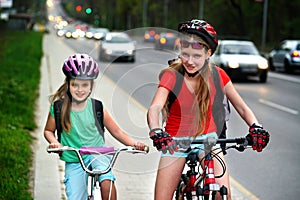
[259,71,268,83]
[268,58,275,71]
[284,59,293,73]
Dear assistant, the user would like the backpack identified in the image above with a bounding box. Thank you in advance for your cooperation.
[53,98,105,142]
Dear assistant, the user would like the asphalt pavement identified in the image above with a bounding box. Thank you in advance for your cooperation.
[33,28,258,200]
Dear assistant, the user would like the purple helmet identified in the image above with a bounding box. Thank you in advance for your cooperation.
[178,19,218,54]
[62,54,99,80]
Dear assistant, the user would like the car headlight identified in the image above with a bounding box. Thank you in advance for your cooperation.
[258,61,268,69]
[228,61,239,69]
[127,50,134,55]
[104,50,112,55]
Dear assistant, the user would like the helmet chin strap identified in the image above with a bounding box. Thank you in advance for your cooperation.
[184,59,209,77]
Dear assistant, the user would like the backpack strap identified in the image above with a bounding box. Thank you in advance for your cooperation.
[211,64,225,136]
[167,70,184,110]
[53,100,63,142]
[91,98,105,140]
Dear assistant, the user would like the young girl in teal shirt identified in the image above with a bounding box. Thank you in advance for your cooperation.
[44,54,146,200]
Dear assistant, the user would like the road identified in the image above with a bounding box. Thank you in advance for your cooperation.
[59,35,300,200]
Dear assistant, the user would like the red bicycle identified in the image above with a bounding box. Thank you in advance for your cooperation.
[174,135,252,200]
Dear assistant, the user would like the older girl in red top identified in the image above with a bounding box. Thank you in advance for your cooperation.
[147,19,269,200]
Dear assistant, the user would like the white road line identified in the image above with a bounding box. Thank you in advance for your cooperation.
[259,99,299,115]
[268,72,300,84]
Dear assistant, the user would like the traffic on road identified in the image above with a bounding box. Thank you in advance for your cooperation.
[46,1,300,199]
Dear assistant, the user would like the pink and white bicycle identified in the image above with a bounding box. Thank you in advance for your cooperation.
[47,145,149,200]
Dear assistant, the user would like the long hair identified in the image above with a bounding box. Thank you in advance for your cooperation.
[49,78,72,133]
[160,59,212,137]
[159,34,211,137]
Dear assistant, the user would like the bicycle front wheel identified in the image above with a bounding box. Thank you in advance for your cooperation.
[174,178,185,200]
[174,175,197,200]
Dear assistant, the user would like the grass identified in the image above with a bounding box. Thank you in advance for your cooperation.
[0,30,43,200]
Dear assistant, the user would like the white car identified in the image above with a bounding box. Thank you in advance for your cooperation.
[211,40,268,83]
[99,32,136,62]
[85,27,109,40]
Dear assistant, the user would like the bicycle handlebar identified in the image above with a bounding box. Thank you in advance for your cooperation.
[173,135,253,152]
[47,145,149,175]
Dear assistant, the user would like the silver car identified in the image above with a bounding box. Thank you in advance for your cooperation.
[99,32,136,62]
[268,40,300,73]
[211,40,269,83]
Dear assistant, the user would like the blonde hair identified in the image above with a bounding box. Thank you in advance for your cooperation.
[160,34,212,137]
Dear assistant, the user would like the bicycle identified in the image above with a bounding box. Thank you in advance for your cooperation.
[173,135,252,200]
[47,145,149,200]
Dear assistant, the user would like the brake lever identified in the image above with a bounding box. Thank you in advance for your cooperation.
[234,145,246,152]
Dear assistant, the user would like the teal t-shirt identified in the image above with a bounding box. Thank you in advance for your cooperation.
[50,98,105,162]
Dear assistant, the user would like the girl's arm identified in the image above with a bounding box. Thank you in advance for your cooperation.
[103,109,144,149]
[224,81,259,126]
[147,86,169,130]
[44,113,62,148]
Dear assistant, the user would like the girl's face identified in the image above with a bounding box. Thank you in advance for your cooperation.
[180,38,211,74]
[69,79,92,102]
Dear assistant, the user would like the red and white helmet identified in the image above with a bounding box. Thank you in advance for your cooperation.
[178,19,218,54]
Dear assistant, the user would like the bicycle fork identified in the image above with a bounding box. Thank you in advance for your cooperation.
[88,175,101,200]
[181,153,199,199]
[200,153,228,200]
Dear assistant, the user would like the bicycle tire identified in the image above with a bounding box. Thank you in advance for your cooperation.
[174,177,185,200]
[174,175,196,200]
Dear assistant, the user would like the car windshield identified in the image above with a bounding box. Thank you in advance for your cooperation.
[105,34,131,43]
[222,44,259,55]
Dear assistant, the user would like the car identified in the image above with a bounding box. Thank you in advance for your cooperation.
[154,32,180,51]
[85,27,109,40]
[211,40,269,83]
[56,29,67,37]
[99,32,136,62]
[93,28,109,40]
[144,29,159,42]
[268,40,300,73]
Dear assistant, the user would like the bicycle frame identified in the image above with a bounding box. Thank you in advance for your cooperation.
[47,146,148,200]
[174,136,250,200]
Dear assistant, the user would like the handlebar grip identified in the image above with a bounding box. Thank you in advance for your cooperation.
[144,145,150,153]
[246,134,253,145]
[47,147,64,153]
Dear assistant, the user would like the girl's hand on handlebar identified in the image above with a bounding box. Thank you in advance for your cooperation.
[248,123,270,152]
[48,142,63,149]
[48,142,63,155]
[134,141,148,152]
[149,128,178,154]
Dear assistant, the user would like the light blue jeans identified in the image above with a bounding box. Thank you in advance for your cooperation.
[64,155,116,200]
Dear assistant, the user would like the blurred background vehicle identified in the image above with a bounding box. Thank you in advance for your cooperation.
[99,32,136,62]
[268,40,300,73]
[56,28,67,37]
[144,29,159,42]
[211,40,269,83]
[154,32,180,51]
[85,27,109,40]
[64,29,73,39]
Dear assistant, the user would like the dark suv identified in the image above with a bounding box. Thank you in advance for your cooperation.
[268,40,300,73]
